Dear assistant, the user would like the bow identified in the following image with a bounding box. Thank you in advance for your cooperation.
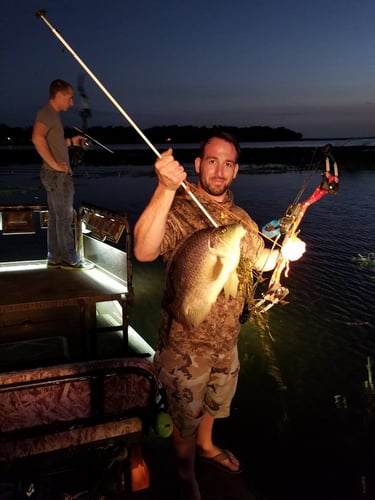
[70,74,114,166]
[69,74,92,168]
[254,145,339,313]
[78,73,92,132]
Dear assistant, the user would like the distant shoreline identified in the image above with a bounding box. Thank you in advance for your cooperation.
[1,145,375,168]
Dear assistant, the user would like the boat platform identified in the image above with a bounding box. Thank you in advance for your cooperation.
[0,202,142,365]
[0,262,131,365]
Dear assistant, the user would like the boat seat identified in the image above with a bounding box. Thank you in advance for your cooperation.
[0,357,160,491]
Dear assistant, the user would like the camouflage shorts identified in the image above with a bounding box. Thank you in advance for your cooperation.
[154,344,239,437]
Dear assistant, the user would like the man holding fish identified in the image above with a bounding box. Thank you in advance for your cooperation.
[134,131,304,500]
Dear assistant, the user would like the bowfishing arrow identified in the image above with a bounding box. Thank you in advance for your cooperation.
[254,145,339,313]
[35,9,218,228]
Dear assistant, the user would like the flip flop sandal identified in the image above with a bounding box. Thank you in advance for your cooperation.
[198,449,243,474]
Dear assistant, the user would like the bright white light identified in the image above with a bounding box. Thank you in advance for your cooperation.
[87,267,128,293]
[0,260,46,272]
[281,236,306,261]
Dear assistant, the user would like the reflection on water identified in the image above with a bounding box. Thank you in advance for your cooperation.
[1,163,375,499]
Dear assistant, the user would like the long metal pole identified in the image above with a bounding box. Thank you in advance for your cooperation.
[35,10,218,228]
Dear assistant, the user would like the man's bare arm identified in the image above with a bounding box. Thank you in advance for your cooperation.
[133,149,186,262]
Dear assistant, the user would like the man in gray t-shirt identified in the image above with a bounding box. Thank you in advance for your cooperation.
[32,79,92,270]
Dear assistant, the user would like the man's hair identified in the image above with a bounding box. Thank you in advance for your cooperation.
[199,130,241,162]
[49,79,72,98]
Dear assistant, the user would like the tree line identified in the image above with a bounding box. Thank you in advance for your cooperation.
[0,124,302,146]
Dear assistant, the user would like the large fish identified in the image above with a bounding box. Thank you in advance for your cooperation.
[165,223,247,329]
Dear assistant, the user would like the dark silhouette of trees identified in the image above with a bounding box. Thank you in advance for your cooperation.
[0,124,302,146]
[82,125,302,145]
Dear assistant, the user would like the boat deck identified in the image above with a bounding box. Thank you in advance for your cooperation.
[0,264,127,310]
[0,261,130,367]
[0,201,139,367]
[0,262,128,359]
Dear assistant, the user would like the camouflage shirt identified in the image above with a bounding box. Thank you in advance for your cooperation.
[158,185,264,355]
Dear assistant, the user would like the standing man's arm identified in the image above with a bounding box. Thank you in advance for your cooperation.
[32,121,71,174]
[133,149,186,262]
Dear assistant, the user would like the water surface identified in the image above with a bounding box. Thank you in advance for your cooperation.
[1,161,374,499]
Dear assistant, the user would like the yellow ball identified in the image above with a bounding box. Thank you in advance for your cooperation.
[155,411,173,438]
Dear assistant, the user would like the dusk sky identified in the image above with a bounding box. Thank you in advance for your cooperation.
[3,0,375,139]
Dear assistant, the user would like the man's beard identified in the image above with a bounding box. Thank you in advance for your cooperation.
[199,175,229,197]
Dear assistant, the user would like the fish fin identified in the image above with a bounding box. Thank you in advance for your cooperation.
[187,303,213,329]
[211,255,225,280]
[223,271,239,299]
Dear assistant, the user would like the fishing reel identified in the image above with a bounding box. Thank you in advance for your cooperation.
[80,137,91,149]
[69,138,91,169]
[251,282,290,315]
[262,284,290,309]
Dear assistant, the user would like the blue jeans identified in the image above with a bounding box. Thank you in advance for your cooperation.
[40,168,78,264]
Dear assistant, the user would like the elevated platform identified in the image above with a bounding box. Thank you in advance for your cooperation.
[0,261,128,362]
[0,202,142,366]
